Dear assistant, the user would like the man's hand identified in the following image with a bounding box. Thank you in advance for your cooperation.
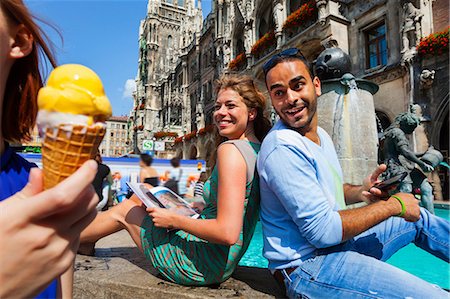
[388,192,421,222]
[0,161,98,298]
[362,164,391,203]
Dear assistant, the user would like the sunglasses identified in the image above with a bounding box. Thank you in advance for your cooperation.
[262,48,306,75]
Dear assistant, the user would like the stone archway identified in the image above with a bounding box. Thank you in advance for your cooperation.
[432,96,449,200]
[204,140,214,173]
[175,148,183,159]
[438,113,449,200]
[188,145,198,160]
[376,110,392,164]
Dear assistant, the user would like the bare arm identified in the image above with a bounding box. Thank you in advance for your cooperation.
[344,164,388,205]
[339,192,420,241]
[343,184,365,205]
[58,264,74,299]
[147,144,247,245]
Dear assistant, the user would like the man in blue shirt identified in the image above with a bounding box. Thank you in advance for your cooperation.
[257,48,449,298]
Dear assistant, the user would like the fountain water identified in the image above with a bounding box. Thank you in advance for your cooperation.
[315,48,379,185]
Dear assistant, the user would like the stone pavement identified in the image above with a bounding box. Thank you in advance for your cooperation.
[74,230,285,298]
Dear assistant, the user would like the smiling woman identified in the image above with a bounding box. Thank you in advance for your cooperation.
[78,74,273,286]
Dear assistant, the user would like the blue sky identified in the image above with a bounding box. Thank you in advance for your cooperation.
[25,0,212,117]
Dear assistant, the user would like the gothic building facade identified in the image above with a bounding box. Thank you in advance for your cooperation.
[130,0,448,197]
[130,0,203,158]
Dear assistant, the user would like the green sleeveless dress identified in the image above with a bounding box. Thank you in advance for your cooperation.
[140,142,260,285]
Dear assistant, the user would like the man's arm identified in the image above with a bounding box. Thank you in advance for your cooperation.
[260,145,344,248]
[339,192,420,241]
[344,164,388,205]
[343,184,365,204]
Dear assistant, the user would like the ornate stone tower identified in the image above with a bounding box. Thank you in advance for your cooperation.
[132,0,202,153]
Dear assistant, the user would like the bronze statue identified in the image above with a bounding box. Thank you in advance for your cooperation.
[383,110,442,214]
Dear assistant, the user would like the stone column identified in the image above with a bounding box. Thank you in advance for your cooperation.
[273,0,285,49]
[217,3,223,38]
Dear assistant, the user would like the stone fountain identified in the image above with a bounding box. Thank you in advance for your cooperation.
[315,48,379,185]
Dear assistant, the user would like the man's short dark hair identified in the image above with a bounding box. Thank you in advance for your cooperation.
[170,157,180,167]
[263,48,314,81]
[140,153,153,166]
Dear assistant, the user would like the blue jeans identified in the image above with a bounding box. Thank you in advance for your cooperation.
[283,208,450,298]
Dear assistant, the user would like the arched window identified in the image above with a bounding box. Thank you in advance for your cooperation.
[259,19,268,38]
[256,2,275,38]
[236,39,245,55]
[168,35,173,49]
[375,110,391,164]
[289,0,302,13]
[376,111,391,136]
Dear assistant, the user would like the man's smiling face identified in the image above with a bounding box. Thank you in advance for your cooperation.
[266,59,321,135]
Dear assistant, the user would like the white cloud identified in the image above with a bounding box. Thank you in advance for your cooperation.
[122,79,136,99]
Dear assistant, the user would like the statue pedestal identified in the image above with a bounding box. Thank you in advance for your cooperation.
[318,77,379,185]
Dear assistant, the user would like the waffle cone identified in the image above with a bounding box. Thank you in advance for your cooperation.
[41,124,105,189]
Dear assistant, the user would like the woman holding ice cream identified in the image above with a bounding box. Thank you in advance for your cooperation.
[0,1,103,297]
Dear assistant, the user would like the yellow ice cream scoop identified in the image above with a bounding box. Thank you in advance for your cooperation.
[38,64,112,123]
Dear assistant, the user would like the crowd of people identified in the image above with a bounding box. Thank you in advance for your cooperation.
[1,0,448,298]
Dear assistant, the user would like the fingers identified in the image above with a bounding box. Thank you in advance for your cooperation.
[47,187,98,229]
[52,160,98,201]
[26,160,98,220]
[370,164,386,182]
[69,207,98,238]
[146,207,156,213]
[391,193,421,222]
[14,168,43,200]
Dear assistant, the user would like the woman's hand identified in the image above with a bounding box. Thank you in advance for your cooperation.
[147,207,179,230]
[0,161,98,299]
[190,201,205,213]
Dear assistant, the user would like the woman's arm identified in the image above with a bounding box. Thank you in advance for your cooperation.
[148,144,247,245]
[58,264,74,298]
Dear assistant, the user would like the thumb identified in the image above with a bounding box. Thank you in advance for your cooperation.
[15,168,43,199]
[25,160,97,221]
[370,164,387,182]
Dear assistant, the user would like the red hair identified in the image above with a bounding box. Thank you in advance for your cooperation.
[1,0,57,143]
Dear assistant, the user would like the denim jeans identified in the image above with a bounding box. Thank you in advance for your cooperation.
[282,208,450,298]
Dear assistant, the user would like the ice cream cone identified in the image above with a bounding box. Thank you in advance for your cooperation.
[37,64,112,189]
[41,124,106,189]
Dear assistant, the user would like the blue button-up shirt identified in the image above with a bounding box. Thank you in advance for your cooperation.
[257,121,345,270]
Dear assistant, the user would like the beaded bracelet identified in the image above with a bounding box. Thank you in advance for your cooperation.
[391,195,406,217]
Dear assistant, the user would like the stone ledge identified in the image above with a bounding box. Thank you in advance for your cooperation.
[74,230,285,299]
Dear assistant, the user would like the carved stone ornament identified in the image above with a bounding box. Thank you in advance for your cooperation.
[315,0,328,25]
[419,69,435,89]
[273,1,284,32]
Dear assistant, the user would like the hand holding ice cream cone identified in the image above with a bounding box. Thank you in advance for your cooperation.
[37,64,112,189]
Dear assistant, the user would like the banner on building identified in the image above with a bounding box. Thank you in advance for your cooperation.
[142,139,154,151]
[154,141,165,151]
